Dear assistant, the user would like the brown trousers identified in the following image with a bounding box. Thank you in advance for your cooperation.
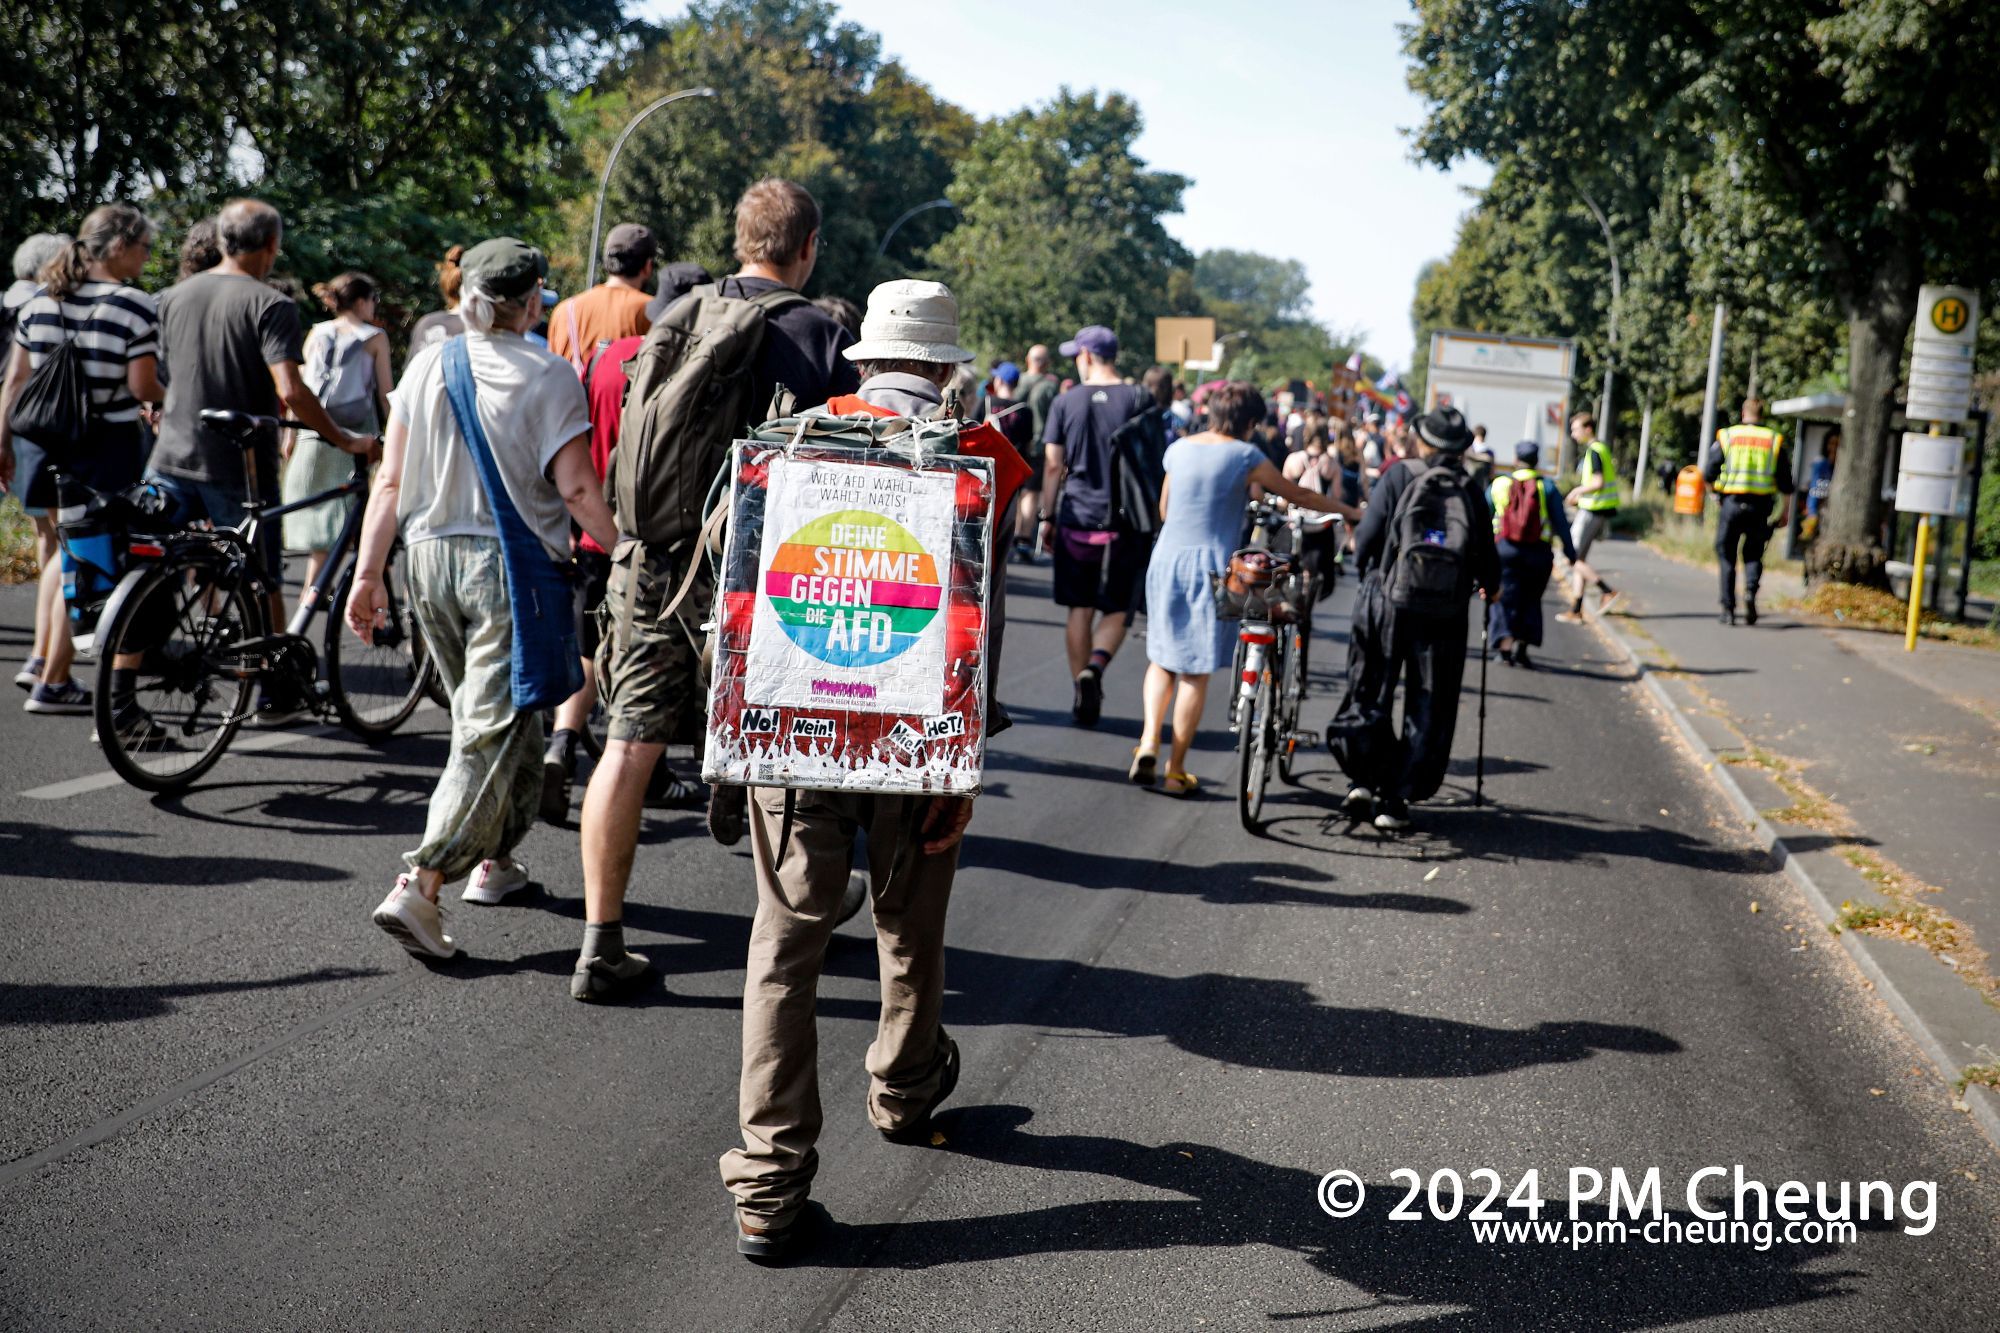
[718,786,961,1227]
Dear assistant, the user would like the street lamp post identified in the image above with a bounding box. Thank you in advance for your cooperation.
[1577,186,1622,463]
[876,198,956,258]
[586,86,717,290]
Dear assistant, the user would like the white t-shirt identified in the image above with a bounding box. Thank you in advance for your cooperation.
[391,331,589,561]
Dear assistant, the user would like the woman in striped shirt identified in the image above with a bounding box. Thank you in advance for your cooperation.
[0,204,163,716]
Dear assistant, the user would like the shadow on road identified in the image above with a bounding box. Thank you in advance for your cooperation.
[803,1105,1854,1329]
[0,821,349,885]
[958,836,1469,914]
[0,966,385,1024]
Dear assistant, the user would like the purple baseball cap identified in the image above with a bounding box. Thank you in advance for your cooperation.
[1059,325,1118,360]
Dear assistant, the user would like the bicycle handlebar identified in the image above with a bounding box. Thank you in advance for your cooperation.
[198,409,310,437]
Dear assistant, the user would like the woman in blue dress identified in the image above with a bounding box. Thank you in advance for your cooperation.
[1135,383,1355,795]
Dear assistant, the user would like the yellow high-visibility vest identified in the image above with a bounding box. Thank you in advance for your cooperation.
[1578,439,1620,511]
[1716,424,1782,495]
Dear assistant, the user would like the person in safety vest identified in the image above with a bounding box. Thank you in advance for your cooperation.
[1556,410,1623,623]
[1702,397,1793,626]
[1487,440,1578,669]
[720,279,1030,1265]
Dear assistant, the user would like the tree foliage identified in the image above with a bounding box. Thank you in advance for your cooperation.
[1405,0,2000,584]
[929,89,1191,360]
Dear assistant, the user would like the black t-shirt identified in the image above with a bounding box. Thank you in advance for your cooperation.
[712,274,858,420]
[1044,381,1149,529]
[153,271,305,492]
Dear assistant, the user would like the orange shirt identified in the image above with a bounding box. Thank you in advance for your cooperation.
[547,283,651,373]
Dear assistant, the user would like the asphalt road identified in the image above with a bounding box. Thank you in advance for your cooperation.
[2,557,1996,1331]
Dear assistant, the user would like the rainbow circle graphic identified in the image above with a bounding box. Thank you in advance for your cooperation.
[764,508,941,668]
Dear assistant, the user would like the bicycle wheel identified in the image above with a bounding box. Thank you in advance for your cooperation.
[326,539,434,740]
[1277,626,1307,786]
[92,552,258,792]
[1236,666,1275,831]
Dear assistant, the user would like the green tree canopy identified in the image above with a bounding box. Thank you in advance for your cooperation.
[1405,0,2000,585]
[929,89,1191,360]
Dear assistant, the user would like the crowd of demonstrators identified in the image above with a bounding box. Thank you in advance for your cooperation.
[1486,439,1576,668]
[1132,382,1350,796]
[1555,410,1622,623]
[1039,325,1151,727]
[1704,396,1793,626]
[1327,406,1499,832]
[0,212,160,716]
[347,237,620,958]
[281,272,392,589]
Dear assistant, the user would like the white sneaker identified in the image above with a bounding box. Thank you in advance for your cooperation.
[1374,808,1412,833]
[1342,785,1374,815]
[372,876,458,958]
[462,857,530,905]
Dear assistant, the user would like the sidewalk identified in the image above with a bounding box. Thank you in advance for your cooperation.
[1587,538,2000,1137]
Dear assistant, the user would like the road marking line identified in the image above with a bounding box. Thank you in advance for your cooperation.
[18,703,440,800]
[0,969,416,1189]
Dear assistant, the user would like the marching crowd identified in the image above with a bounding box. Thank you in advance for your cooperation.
[3,177,1659,1262]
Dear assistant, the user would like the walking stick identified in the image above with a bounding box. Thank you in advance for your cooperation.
[1476,598,1492,807]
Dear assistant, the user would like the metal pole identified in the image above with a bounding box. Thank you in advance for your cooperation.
[1955,410,1988,620]
[1698,302,1727,467]
[586,86,717,290]
[876,198,955,258]
[1578,188,1620,448]
[1632,394,1652,501]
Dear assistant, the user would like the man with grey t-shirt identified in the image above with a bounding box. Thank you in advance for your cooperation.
[151,199,373,723]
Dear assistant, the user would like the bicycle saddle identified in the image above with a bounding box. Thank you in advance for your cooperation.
[199,409,282,437]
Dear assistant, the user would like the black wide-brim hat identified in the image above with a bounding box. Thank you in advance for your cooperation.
[1415,406,1474,453]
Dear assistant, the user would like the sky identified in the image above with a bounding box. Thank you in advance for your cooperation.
[639,0,1490,370]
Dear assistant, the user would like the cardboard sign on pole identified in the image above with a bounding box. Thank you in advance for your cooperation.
[1154,317,1215,366]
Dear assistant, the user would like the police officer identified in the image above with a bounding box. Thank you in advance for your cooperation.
[1703,397,1794,625]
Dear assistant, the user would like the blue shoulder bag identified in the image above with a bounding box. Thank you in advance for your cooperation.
[438,336,584,711]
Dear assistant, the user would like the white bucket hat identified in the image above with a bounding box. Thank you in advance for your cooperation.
[842,279,975,364]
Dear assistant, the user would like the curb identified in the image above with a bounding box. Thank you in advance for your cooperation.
[1588,609,2000,1155]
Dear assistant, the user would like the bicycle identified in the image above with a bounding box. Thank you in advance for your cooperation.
[1223,531,1312,832]
[90,409,434,791]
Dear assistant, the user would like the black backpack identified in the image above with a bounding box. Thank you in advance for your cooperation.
[8,296,100,460]
[1382,458,1475,621]
[1108,405,1169,536]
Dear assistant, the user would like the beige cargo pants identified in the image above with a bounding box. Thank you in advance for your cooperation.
[719,786,961,1229]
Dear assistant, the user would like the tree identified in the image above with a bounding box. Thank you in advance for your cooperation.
[572,0,973,302]
[1406,0,2000,585]
[930,89,1191,359]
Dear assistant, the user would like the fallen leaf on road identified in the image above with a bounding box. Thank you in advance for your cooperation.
[1424,867,1440,882]
[1660,808,1670,816]
[1869,1088,1885,1096]
[1965,1171,1981,1182]
[1750,901,1761,913]
[930,1130,946,1147]
[1178,1151,1194,1160]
